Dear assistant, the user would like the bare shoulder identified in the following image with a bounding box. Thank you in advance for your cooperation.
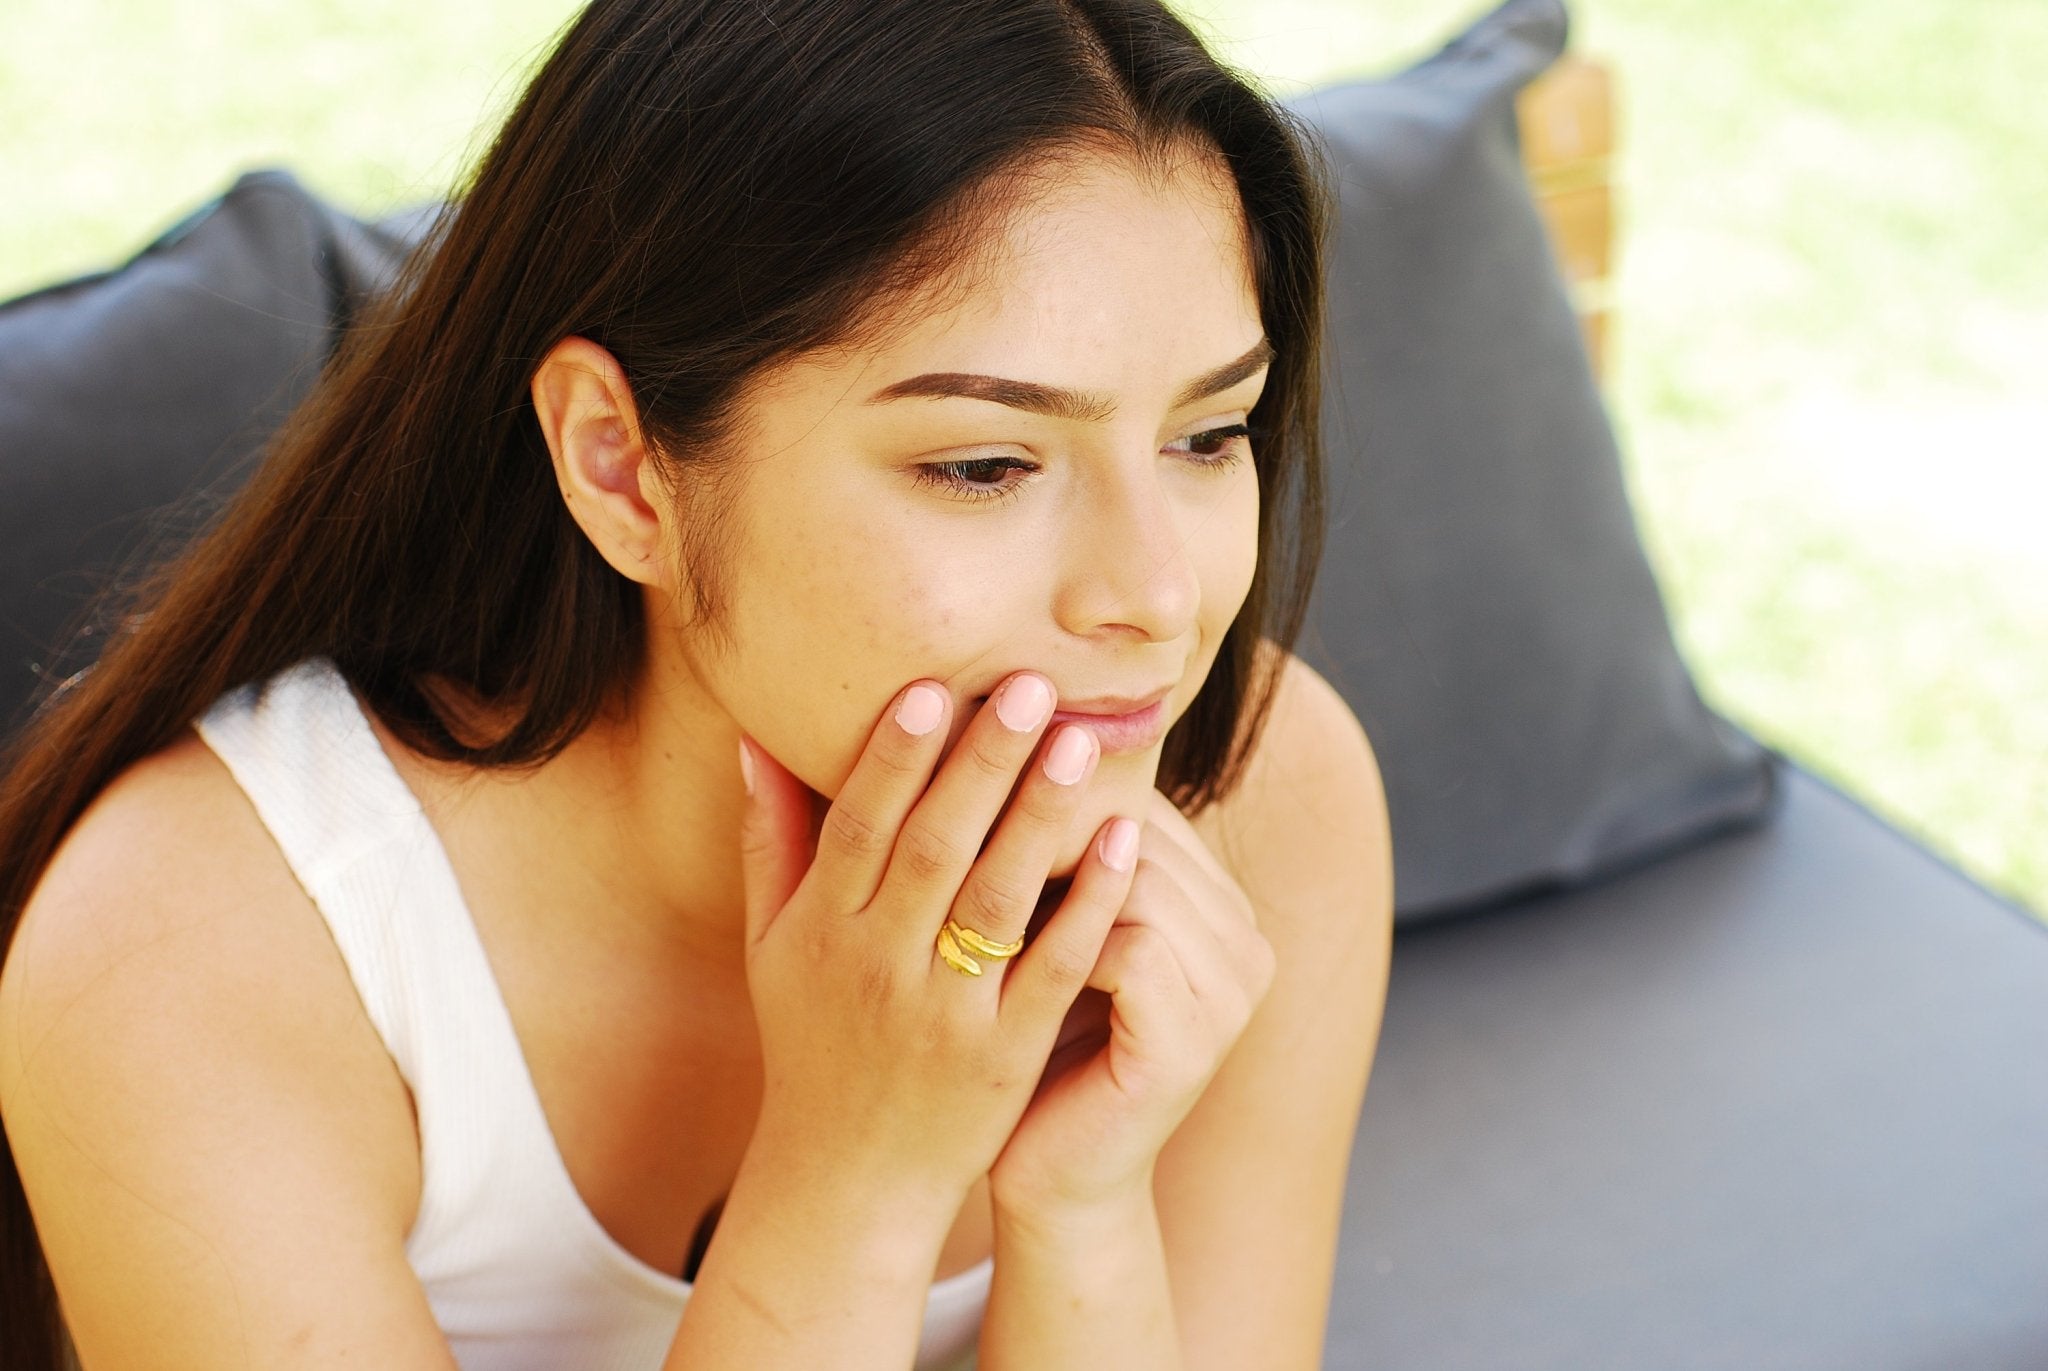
[4,730,406,1092]
[4,728,332,1047]
[10,726,311,954]
[1,729,441,1366]
[1187,645,1391,920]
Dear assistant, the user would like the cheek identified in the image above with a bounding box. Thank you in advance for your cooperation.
[725,514,1036,797]
[1198,472,1262,631]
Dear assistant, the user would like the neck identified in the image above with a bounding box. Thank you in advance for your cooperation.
[404,664,760,982]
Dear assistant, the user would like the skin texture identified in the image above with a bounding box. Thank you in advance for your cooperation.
[436,141,1269,990]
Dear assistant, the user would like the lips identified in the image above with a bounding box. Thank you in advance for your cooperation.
[1056,682,1175,716]
[970,683,1174,756]
[1048,697,1168,755]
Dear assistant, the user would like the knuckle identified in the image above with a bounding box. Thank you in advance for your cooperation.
[1128,922,1175,972]
[824,802,894,862]
[1037,941,1096,991]
[793,919,838,967]
[920,1012,1002,1082]
[955,869,1030,929]
[1017,772,1081,825]
[966,732,1024,784]
[894,823,966,888]
[855,952,897,1013]
[964,1037,1017,1092]
[865,734,928,784]
[1126,855,1166,897]
[916,1010,954,1055]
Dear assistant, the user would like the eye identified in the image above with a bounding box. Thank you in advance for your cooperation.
[1166,422,1258,464]
[913,423,1264,506]
[911,454,1039,505]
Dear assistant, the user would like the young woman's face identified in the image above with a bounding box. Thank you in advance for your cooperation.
[677,148,1267,878]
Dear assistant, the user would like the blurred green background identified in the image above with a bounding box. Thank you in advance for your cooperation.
[4,0,2043,923]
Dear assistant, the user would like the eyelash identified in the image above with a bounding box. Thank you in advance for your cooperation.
[914,423,1262,506]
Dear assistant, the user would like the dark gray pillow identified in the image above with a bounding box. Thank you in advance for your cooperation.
[1284,0,1783,925]
[0,168,430,741]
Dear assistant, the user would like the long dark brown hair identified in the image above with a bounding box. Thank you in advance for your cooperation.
[0,0,1331,1362]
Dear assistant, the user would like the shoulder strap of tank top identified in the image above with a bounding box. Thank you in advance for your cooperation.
[191,656,492,1091]
[191,656,640,1297]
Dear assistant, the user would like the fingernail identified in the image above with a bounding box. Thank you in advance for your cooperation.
[1044,725,1093,785]
[896,683,944,736]
[1101,817,1138,872]
[738,738,755,796]
[996,674,1052,732]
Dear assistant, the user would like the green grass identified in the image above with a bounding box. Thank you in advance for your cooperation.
[5,0,2043,923]
[1190,0,2048,926]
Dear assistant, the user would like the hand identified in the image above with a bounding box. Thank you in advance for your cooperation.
[987,789,1278,1218]
[733,673,1142,1215]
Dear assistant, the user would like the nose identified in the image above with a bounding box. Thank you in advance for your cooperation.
[1059,454,1206,642]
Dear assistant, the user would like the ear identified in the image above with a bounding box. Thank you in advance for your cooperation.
[531,335,675,589]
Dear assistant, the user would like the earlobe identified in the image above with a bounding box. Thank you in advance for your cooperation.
[532,336,671,587]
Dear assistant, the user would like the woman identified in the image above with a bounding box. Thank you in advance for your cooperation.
[0,0,1392,1366]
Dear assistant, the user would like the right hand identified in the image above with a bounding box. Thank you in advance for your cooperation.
[734,672,1142,1214]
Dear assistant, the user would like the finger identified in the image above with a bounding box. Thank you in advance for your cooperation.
[735,733,821,951]
[877,671,1057,936]
[999,814,1141,1027]
[936,721,1102,979]
[1131,800,1252,941]
[1142,789,1238,892]
[773,680,953,926]
[1083,918,1208,1098]
[1112,813,1219,921]
[1110,856,1272,1029]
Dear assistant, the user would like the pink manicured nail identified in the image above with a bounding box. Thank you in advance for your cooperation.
[996,674,1052,732]
[1043,725,1094,785]
[1101,817,1139,872]
[896,684,944,736]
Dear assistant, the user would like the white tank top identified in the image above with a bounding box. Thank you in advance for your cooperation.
[194,656,991,1371]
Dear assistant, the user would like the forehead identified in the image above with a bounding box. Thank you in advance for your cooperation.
[969,142,1254,291]
[754,146,1262,407]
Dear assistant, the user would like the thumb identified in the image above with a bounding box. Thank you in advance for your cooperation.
[735,734,817,949]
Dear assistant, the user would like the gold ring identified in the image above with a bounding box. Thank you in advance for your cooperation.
[950,921,1025,958]
[935,918,1025,977]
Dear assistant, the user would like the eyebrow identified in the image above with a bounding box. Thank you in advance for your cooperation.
[863,336,1275,423]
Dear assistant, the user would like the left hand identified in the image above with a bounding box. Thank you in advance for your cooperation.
[987,788,1277,1217]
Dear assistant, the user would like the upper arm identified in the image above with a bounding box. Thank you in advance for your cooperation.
[1158,651,1394,1371]
[0,733,457,1371]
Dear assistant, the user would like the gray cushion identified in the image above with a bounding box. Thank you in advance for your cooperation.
[1283,0,1781,924]
[1328,763,2048,1367]
[0,168,424,740]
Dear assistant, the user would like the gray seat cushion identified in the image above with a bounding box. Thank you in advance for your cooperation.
[1328,763,2048,1368]
[1284,0,1780,925]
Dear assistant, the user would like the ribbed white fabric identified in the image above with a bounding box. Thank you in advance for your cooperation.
[194,657,990,1371]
